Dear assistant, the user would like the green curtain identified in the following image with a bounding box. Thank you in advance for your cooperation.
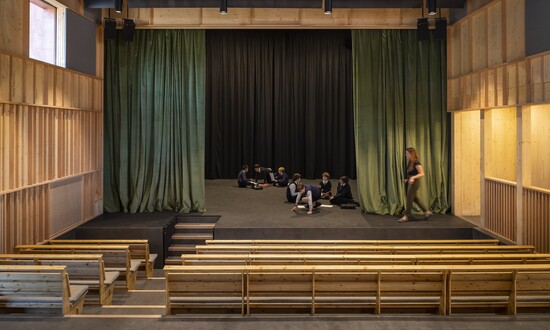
[352,30,450,215]
[104,30,205,213]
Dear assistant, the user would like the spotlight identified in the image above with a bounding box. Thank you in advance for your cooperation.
[427,0,437,16]
[324,0,332,15]
[435,18,447,40]
[115,0,122,14]
[220,0,228,15]
[417,18,429,41]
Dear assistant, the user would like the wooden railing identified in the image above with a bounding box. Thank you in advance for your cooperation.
[485,178,517,242]
[523,186,550,253]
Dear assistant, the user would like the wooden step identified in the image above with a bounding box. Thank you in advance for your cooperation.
[168,244,196,252]
[172,233,213,240]
[164,256,183,265]
[175,223,216,230]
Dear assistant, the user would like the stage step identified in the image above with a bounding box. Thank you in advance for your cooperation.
[172,233,213,241]
[168,244,196,252]
[176,215,220,224]
[164,256,183,265]
[175,223,216,230]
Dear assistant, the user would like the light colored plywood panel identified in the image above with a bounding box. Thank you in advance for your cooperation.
[0,0,25,55]
[57,0,82,14]
[505,0,524,62]
[471,11,487,72]
[127,8,152,25]
[44,65,55,106]
[449,78,461,111]
[530,56,543,103]
[202,8,253,26]
[54,68,64,107]
[0,195,4,252]
[460,20,470,75]
[450,25,461,78]
[544,55,550,103]
[453,111,481,216]
[480,71,487,108]
[23,59,34,104]
[470,72,481,109]
[487,69,496,107]
[349,8,407,26]
[48,176,82,237]
[464,75,472,108]
[506,64,517,105]
[150,8,203,26]
[496,66,504,106]
[251,8,301,25]
[528,105,550,190]
[10,56,23,103]
[487,2,503,67]
[34,62,45,105]
[517,61,527,104]
[0,53,9,102]
[63,70,72,108]
[484,107,516,182]
[522,106,532,187]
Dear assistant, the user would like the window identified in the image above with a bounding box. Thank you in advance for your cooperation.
[29,0,66,66]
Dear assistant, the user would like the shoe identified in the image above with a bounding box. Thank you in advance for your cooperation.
[398,216,408,223]
[424,211,433,219]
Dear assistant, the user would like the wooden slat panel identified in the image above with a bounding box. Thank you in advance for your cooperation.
[505,0,524,62]
[523,188,550,253]
[487,2,503,67]
[485,178,517,242]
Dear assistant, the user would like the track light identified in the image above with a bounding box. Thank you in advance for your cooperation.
[324,0,332,15]
[427,0,437,16]
[220,0,228,15]
[115,0,122,14]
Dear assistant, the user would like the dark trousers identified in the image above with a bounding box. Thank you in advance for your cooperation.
[404,180,428,215]
[330,196,353,205]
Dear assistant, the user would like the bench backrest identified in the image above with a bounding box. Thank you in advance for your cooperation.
[181,253,550,266]
[195,244,536,254]
[0,265,70,314]
[49,239,150,261]
[15,245,130,270]
[205,239,501,245]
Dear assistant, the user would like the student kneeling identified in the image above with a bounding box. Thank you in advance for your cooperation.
[292,184,321,215]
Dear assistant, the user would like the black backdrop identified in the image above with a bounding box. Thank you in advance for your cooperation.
[205,30,356,179]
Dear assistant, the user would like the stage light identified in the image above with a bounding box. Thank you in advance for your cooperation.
[427,0,437,16]
[220,0,228,15]
[324,0,332,15]
[417,18,429,41]
[435,18,447,40]
[115,0,122,14]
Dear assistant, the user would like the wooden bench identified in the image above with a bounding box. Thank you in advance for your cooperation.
[181,253,550,266]
[0,254,119,305]
[0,265,88,315]
[164,264,550,316]
[205,239,501,245]
[195,244,536,255]
[15,244,138,290]
[49,239,157,279]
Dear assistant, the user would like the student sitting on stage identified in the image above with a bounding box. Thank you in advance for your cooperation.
[237,165,254,188]
[254,164,272,184]
[319,172,332,199]
[273,167,289,187]
[292,183,322,215]
[330,176,360,206]
[286,173,302,203]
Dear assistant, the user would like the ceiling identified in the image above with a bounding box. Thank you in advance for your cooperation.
[85,0,467,9]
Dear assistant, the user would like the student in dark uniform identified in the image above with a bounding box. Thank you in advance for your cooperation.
[319,172,332,199]
[237,165,253,188]
[398,147,432,222]
[292,183,322,215]
[286,173,302,203]
[254,164,272,184]
[330,176,359,206]
[273,167,289,187]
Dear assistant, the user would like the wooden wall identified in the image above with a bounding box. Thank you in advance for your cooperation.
[449,0,550,251]
[0,0,103,253]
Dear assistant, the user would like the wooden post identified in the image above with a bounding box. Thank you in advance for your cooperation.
[516,106,523,244]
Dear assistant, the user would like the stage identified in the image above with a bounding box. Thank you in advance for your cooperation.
[63,179,495,266]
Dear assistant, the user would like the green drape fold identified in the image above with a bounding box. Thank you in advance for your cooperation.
[104,30,205,213]
[352,30,450,215]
